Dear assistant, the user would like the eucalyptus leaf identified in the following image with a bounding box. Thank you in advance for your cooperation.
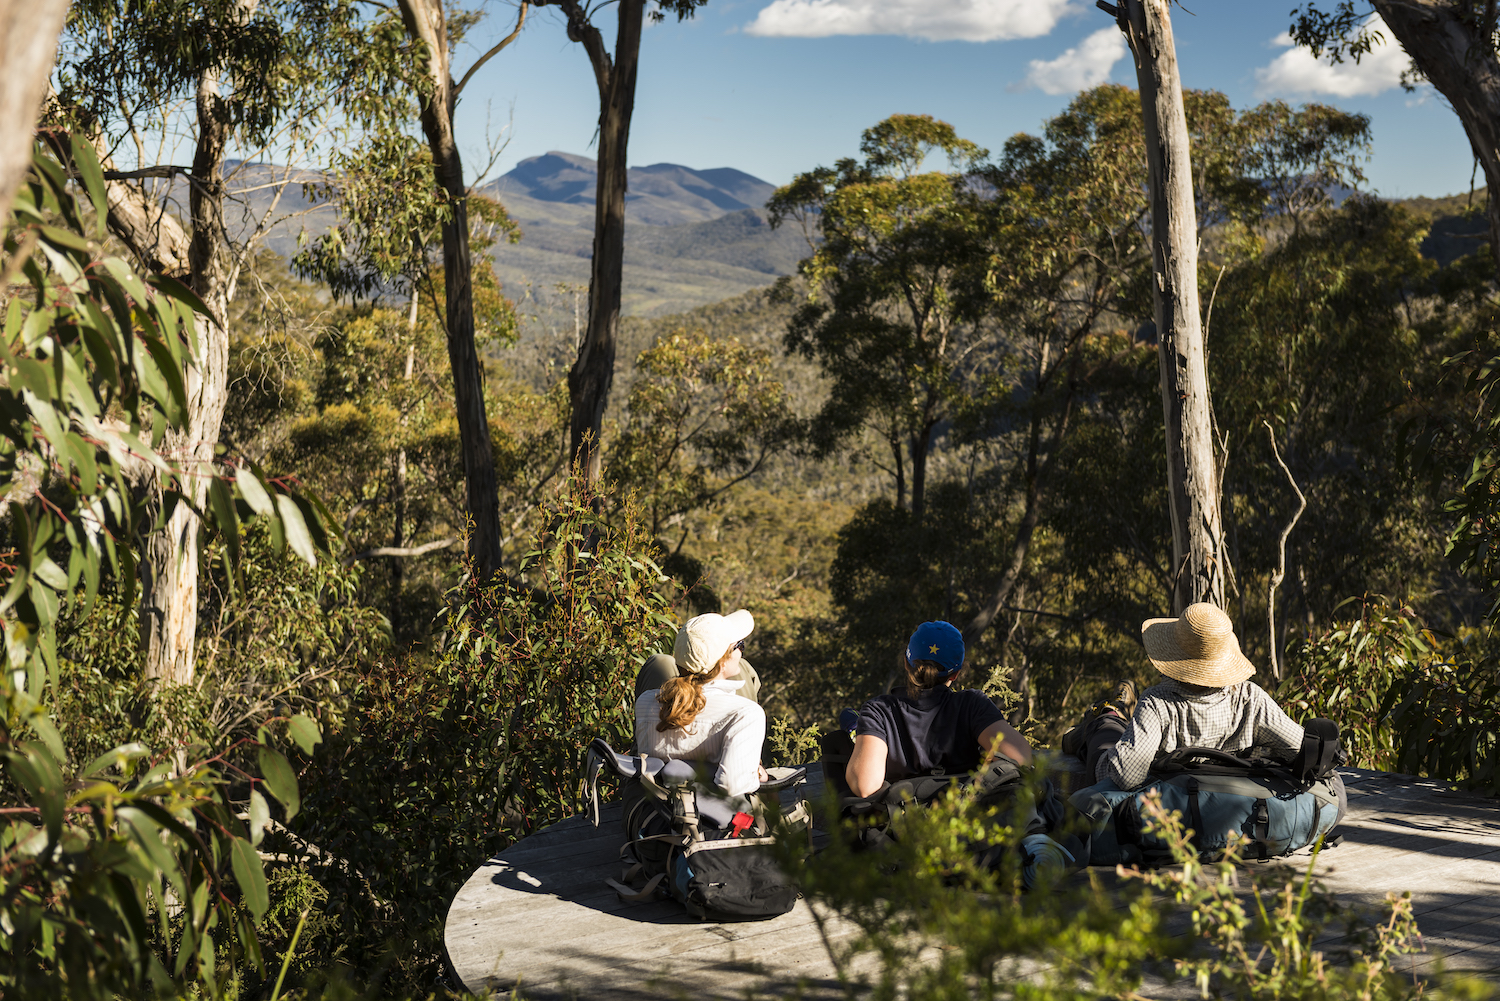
[256,747,300,821]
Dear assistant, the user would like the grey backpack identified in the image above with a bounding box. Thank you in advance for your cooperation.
[584,738,812,921]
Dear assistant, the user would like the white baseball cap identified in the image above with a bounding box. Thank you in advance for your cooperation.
[672,609,755,675]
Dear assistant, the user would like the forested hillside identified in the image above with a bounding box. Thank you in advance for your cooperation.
[4,0,1500,997]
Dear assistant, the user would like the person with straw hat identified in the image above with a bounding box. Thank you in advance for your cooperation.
[634,609,768,797]
[1079,603,1305,790]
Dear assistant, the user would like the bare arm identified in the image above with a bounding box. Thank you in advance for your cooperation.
[979,719,1033,767]
[846,734,890,798]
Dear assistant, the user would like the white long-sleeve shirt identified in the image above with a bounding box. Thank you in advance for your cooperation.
[634,679,765,797]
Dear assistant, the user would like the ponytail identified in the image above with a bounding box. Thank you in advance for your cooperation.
[657,646,737,731]
[905,658,953,699]
[657,674,710,731]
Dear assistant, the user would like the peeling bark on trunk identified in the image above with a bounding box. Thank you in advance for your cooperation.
[397,0,504,580]
[0,0,68,219]
[42,124,193,280]
[557,0,644,487]
[1370,0,1500,285]
[1119,0,1225,613]
[138,65,233,686]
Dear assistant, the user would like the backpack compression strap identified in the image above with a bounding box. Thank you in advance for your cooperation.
[605,872,665,902]
[1295,718,1342,783]
[585,745,606,827]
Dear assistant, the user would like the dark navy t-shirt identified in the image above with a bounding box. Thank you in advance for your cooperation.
[855,687,1007,780]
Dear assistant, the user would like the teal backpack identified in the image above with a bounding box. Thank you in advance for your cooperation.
[1071,720,1347,865]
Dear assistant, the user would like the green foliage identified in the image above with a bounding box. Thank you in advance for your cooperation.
[1281,598,1500,794]
[769,114,993,521]
[765,716,821,767]
[224,295,566,644]
[0,682,318,1000]
[1123,790,1442,1001]
[1422,347,1500,619]
[608,325,795,535]
[290,485,675,990]
[294,125,522,333]
[0,146,324,699]
[0,143,198,689]
[781,777,1173,999]
[57,0,297,145]
[787,775,1459,1001]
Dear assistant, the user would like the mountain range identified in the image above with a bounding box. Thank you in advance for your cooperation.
[476,152,808,327]
[217,153,1490,344]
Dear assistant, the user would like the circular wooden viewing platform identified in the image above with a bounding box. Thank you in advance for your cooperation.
[445,766,1500,999]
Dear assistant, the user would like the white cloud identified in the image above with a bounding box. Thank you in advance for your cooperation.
[1018,27,1128,95]
[1253,18,1408,98]
[744,0,1077,43]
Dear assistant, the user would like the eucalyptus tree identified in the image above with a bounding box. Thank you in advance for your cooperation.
[385,0,529,580]
[292,125,523,590]
[768,115,992,526]
[796,92,1374,675]
[532,0,707,488]
[607,327,795,539]
[1292,1,1500,285]
[49,0,369,684]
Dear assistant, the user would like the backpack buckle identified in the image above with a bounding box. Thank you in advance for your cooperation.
[729,812,754,838]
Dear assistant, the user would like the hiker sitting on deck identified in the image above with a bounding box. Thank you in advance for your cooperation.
[846,621,1032,799]
[1065,603,1305,791]
[634,610,768,798]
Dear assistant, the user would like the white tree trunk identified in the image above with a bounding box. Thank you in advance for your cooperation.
[139,63,233,685]
[0,0,69,218]
[1120,0,1225,613]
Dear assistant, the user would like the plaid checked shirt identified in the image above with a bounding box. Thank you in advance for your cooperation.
[1098,678,1305,789]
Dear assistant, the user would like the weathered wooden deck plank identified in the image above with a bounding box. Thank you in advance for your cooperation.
[445,766,1500,997]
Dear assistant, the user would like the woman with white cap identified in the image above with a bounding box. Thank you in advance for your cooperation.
[634,609,768,798]
[1089,603,1305,790]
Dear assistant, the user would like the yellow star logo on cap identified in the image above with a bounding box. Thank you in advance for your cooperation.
[929,644,939,654]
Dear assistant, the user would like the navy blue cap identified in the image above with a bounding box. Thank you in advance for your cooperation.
[906,621,965,676]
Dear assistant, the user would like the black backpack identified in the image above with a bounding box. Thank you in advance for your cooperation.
[584,738,811,921]
[819,729,1082,873]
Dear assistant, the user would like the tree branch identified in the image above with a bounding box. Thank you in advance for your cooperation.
[342,537,457,565]
[101,165,198,181]
[455,2,529,98]
[1264,421,1306,681]
[547,0,612,94]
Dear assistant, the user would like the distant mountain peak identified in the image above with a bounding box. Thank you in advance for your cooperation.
[488,152,777,227]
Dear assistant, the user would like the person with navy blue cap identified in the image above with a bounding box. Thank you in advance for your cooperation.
[846,621,1032,798]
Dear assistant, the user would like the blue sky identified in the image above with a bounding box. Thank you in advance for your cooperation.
[452,0,1470,199]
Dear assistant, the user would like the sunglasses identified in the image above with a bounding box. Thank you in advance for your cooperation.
[732,639,746,652]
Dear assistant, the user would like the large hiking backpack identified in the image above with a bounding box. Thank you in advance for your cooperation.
[1071,719,1348,866]
[584,737,812,921]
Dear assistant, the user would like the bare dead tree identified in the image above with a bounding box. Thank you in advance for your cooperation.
[1107,0,1226,612]
[1265,422,1307,680]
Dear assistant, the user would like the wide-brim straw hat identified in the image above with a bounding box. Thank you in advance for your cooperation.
[1140,603,1255,687]
[673,609,754,676]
